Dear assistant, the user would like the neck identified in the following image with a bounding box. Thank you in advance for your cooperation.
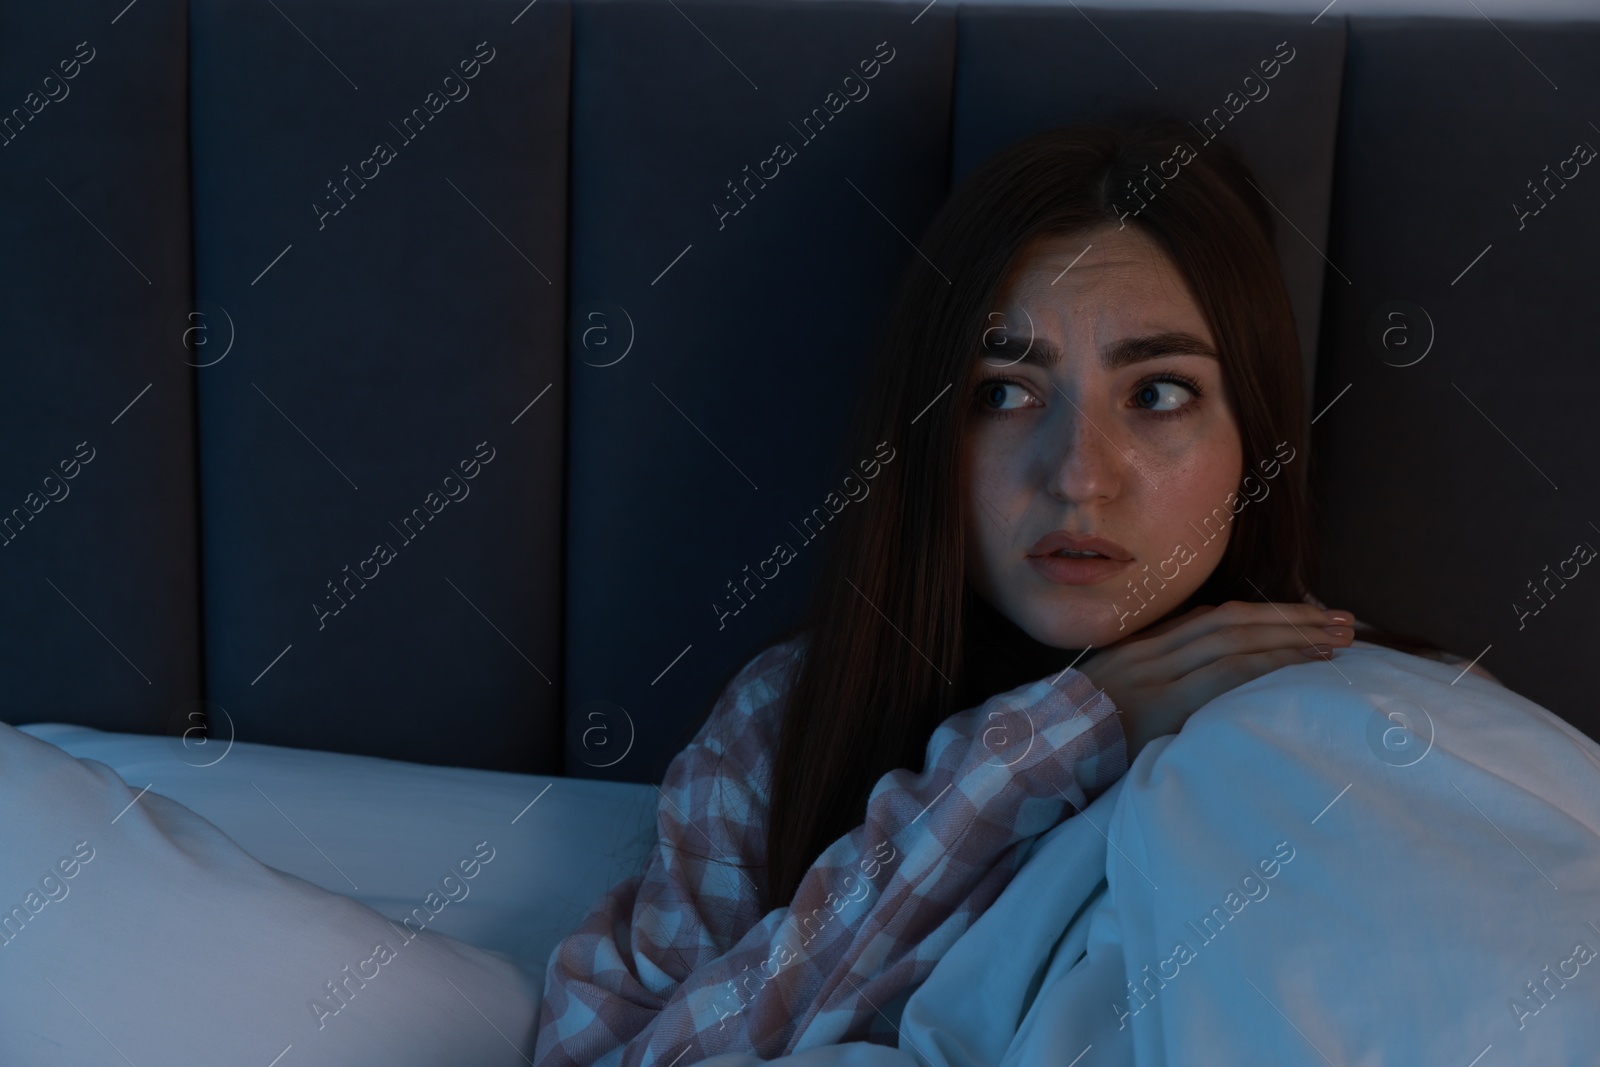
[957,589,1084,708]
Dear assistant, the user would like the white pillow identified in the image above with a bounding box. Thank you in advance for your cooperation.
[14,722,658,980]
[0,721,653,1066]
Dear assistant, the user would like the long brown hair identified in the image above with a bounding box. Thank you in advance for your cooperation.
[742,118,1451,914]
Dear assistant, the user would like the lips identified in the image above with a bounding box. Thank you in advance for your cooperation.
[1027,553,1131,586]
[1026,531,1133,561]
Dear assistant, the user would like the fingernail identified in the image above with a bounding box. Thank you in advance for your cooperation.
[1325,611,1353,624]
[1301,644,1335,658]
[1321,625,1353,637]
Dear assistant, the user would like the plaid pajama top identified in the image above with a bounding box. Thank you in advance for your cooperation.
[532,634,1129,1067]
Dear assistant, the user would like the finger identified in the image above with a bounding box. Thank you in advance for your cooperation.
[1156,617,1353,681]
[1137,601,1341,661]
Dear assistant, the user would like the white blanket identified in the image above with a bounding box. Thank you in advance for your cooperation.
[700,641,1600,1066]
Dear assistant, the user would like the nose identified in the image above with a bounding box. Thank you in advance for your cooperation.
[1043,392,1124,505]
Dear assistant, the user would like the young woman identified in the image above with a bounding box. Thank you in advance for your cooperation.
[532,118,1497,1067]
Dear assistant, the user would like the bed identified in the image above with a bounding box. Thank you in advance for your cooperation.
[7,642,1600,1065]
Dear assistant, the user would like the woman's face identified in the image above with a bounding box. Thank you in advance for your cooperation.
[960,223,1245,650]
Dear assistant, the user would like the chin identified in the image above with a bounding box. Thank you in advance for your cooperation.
[1019,604,1113,650]
[980,576,1124,648]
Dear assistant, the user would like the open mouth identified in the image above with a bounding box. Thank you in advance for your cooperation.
[1027,552,1132,587]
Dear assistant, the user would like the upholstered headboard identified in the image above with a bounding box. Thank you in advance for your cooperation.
[3,0,1595,784]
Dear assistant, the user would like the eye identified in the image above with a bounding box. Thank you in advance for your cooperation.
[973,372,1206,422]
[972,377,1041,420]
[1131,372,1204,419]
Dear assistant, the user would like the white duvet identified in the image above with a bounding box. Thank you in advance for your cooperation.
[698,641,1600,1067]
[5,641,1600,1066]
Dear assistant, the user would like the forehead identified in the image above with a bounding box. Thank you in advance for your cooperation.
[978,226,1218,371]
[996,226,1206,332]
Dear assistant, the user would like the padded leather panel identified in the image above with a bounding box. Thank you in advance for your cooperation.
[0,1,202,733]
[189,0,570,771]
[564,0,958,782]
[1311,16,1600,736]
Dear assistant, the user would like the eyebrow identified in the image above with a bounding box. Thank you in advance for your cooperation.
[975,331,1219,371]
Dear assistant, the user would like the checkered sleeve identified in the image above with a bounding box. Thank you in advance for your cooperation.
[531,640,1127,1067]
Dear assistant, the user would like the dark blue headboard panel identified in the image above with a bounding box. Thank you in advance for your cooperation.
[0,0,202,733]
[1311,16,1600,729]
[562,0,959,784]
[187,0,571,771]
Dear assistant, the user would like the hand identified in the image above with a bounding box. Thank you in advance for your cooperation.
[1076,599,1355,763]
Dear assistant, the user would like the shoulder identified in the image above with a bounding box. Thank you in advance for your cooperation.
[700,635,806,738]
[723,634,808,722]
[669,634,808,800]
